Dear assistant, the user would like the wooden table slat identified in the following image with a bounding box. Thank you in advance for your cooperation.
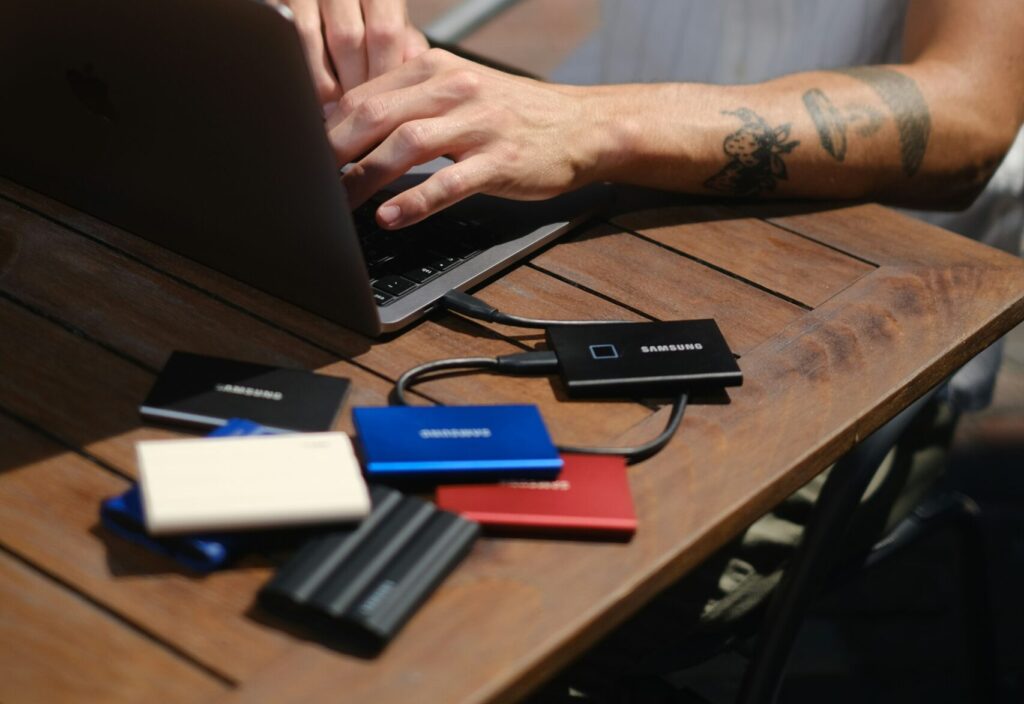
[739,202,1019,269]
[0,296,179,470]
[0,550,228,703]
[0,289,397,457]
[532,224,807,354]
[474,264,650,337]
[0,178,376,359]
[0,548,228,704]
[611,205,875,308]
[0,197,360,374]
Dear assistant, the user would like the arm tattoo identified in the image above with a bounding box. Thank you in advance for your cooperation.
[802,89,887,162]
[803,88,847,160]
[704,108,800,197]
[846,104,884,137]
[836,66,931,176]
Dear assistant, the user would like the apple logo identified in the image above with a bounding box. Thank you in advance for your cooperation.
[66,63,118,122]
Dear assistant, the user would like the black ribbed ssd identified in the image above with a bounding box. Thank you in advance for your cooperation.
[259,486,479,644]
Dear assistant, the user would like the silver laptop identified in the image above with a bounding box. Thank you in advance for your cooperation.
[0,0,598,336]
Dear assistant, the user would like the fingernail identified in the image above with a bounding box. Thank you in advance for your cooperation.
[378,204,401,227]
[322,102,338,119]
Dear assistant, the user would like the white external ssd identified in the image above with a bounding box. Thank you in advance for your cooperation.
[137,432,370,534]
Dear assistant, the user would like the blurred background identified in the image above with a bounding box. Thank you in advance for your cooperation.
[405,1,1024,701]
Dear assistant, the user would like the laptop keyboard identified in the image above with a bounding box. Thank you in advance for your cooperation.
[353,198,490,307]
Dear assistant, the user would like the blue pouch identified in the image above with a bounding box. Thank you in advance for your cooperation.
[100,419,282,572]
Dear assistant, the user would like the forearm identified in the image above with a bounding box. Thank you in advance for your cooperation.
[583,61,1021,208]
[331,0,1023,228]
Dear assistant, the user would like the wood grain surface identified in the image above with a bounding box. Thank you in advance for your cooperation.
[2,172,1022,704]
[0,548,227,704]
[610,206,874,308]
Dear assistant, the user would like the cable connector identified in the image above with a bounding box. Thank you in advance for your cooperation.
[393,352,558,406]
[495,350,559,375]
[441,289,629,329]
[441,290,501,323]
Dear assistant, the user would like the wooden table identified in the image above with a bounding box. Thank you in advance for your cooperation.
[2,176,1022,704]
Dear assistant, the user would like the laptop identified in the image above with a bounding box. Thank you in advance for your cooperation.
[0,0,600,336]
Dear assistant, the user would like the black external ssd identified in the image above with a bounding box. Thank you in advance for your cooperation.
[259,486,479,645]
[546,319,742,398]
[140,351,350,432]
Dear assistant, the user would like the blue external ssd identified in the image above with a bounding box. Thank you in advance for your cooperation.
[352,405,563,481]
[99,419,279,572]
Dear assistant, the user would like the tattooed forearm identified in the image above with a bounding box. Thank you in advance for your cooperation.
[704,108,800,196]
[836,66,931,176]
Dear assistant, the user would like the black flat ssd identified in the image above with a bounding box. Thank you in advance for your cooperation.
[547,319,742,398]
[140,351,349,432]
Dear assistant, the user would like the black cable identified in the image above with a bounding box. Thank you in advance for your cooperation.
[440,290,630,329]
[557,393,687,465]
[392,351,687,464]
[393,356,501,406]
[393,351,562,405]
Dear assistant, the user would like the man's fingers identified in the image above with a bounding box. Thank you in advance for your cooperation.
[288,0,341,104]
[288,2,439,110]
[341,117,467,207]
[321,0,368,93]
[361,0,407,80]
[319,0,424,95]
[403,26,430,62]
[325,48,454,131]
[328,75,469,164]
[376,157,494,228]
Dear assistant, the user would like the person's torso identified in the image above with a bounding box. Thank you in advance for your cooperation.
[553,0,909,86]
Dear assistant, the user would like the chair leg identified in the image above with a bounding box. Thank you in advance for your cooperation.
[835,491,999,702]
[733,392,939,704]
[951,494,999,702]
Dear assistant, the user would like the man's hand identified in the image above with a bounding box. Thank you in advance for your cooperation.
[280,0,429,105]
[328,49,618,229]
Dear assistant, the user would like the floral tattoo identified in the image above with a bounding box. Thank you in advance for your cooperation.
[704,108,800,196]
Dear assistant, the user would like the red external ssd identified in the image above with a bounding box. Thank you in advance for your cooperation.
[435,454,636,538]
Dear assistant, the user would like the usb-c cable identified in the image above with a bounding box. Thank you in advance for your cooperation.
[392,348,688,465]
[440,290,631,328]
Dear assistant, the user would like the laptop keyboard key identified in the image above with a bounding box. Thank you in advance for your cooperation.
[372,290,395,306]
[401,264,438,284]
[367,254,398,277]
[427,255,459,271]
[373,275,417,297]
[355,196,500,304]
[429,236,480,260]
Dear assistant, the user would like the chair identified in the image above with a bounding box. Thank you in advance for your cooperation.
[718,387,996,703]
[527,386,997,703]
